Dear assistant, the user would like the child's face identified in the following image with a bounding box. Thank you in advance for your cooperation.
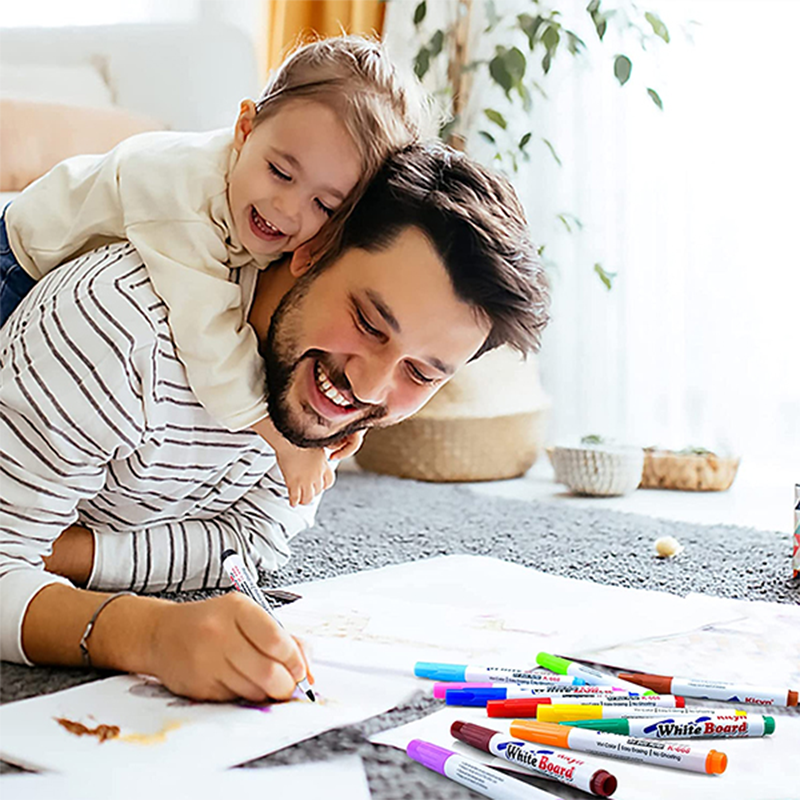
[229,99,362,258]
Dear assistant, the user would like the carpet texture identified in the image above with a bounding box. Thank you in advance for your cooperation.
[2,473,797,797]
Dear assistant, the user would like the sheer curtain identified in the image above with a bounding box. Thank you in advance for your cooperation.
[384,0,799,466]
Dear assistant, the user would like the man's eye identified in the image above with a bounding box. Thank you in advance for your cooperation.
[268,163,291,181]
[407,363,436,385]
[315,199,334,217]
[355,308,382,337]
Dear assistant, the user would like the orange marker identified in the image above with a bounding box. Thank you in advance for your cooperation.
[509,719,727,775]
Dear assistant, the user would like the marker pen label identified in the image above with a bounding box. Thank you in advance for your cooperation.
[547,696,680,707]
[670,678,788,705]
[626,715,767,738]
[567,727,713,773]
[443,753,548,799]
[487,734,607,794]
[464,668,583,686]
[567,664,651,695]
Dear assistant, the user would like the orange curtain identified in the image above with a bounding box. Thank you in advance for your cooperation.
[265,0,386,75]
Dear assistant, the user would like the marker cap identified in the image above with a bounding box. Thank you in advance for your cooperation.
[487,698,550,717]
[407,739,452,776]
[591,771,618,798]
[509,719,572,748]
[415,662,467,681]
[450,721,496,752]
[445,689,506,706]
[560,719,628,733]
[618,672,670,694]
[764,716,775,735]
[536,653,570,674]
[705,750,727,774]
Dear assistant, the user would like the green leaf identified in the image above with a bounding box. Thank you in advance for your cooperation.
[542,137,562,166]
[595,16,607,40]
[565,30,586,54]
[478,130,497,145]
[518,82,534,113]
[556,212,584,232]
[542,24,560,52]
[504,46,527,84]
[645,11,670,43]
[413,1,427,26]
[517,13,545,50]
[614,54,632,86]
[439,115,460,142]
[485,0,500,32]
[484,108,508,129]
[586,0,600,14]
[542,50,552,74]
[429,29,445,57]
[414,47,431,80]
[647,87,664,109]
[519,131,532,149]
[581,434,605,444]
[594,263,617,290]
[489,54,513,95]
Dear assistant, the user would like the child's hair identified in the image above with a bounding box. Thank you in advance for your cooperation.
[254,35,431,253]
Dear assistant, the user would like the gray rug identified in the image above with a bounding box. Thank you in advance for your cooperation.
[2,473,797,797]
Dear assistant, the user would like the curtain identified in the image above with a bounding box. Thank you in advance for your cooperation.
[265,0,386,73]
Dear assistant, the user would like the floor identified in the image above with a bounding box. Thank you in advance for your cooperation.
[465,455,797,533]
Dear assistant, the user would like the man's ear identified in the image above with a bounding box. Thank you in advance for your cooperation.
[233,99,257,151]
[288,244,315,277]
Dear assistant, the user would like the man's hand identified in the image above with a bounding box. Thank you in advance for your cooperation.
[42,525,94,586]
[147,593,310,702]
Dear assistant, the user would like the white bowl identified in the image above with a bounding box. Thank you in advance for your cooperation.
[548,445,645,497]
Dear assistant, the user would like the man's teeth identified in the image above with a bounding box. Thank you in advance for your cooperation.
[315,363,351,408]
[251,207,281,236]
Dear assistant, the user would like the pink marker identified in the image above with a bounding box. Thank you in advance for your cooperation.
[433,682,626,699]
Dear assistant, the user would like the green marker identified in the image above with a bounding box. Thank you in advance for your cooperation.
[536,653,657,695]
[562,713,775,739]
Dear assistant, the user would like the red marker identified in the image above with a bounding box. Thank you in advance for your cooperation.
[487,695,684,718]
[618,672,799,707]
[451,721,618,796]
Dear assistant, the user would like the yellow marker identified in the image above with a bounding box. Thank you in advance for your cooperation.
[538,703,747,723]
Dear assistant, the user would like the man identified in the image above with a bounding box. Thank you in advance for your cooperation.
[0,143,549,702]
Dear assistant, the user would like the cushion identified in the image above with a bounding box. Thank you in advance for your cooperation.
[0,62,115,108]
[0,98,165,191]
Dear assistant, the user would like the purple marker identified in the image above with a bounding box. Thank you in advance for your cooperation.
[407,739,564,800]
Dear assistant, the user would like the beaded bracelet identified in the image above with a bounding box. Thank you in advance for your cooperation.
[79,591,136,668]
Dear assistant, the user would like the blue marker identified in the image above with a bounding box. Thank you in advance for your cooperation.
[446,687,640,706]
[414,661,586,686]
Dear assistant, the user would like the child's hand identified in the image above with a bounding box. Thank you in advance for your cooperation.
[280,447,335,507]
[328,430,366,462]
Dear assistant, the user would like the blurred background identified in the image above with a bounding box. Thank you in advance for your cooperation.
[1,0,797,487]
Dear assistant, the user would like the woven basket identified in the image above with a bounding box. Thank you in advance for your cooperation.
[355,409,547,482]
[641,450,740,491]
[547,445,645,497]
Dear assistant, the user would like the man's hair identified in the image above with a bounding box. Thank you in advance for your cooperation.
[254,35,432,251]
[320,142,550,358]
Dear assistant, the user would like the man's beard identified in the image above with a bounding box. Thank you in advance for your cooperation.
[260,274,388,448]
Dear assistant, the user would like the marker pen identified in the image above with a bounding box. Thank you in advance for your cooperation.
[415,661,586,686]
[447,688,640,707]
[617,671,799,706]
[486,695,683,716]
[406,739,560,800]
[451,721,618,797]
[510,720,727,774]
[537,653,655,695]
[221,549,314,702]
[563,713,775,739]
[438,684,627,700]
[537,702,736,723]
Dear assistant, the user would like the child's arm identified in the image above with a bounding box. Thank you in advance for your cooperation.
[252,416,335,507]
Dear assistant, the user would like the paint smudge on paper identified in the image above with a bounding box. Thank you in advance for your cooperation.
[120,720,183,745]
[55,717,120,743]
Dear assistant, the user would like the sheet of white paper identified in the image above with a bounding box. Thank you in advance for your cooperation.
[280,556,746,675]
[370,597,800,800]
[0,756,371,800]
[0,663,416,774]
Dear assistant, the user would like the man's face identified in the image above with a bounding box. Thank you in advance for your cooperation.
[262,227,492,448]
[228,99,362,258]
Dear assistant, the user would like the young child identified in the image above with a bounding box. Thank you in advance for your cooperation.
[0,36,426,506]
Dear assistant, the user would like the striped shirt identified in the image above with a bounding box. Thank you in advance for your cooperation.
[0,243,318,665]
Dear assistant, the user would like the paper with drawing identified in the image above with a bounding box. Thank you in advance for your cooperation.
[0,663,417,774]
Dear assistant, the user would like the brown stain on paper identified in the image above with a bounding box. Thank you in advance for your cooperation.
[55,717,120,743]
